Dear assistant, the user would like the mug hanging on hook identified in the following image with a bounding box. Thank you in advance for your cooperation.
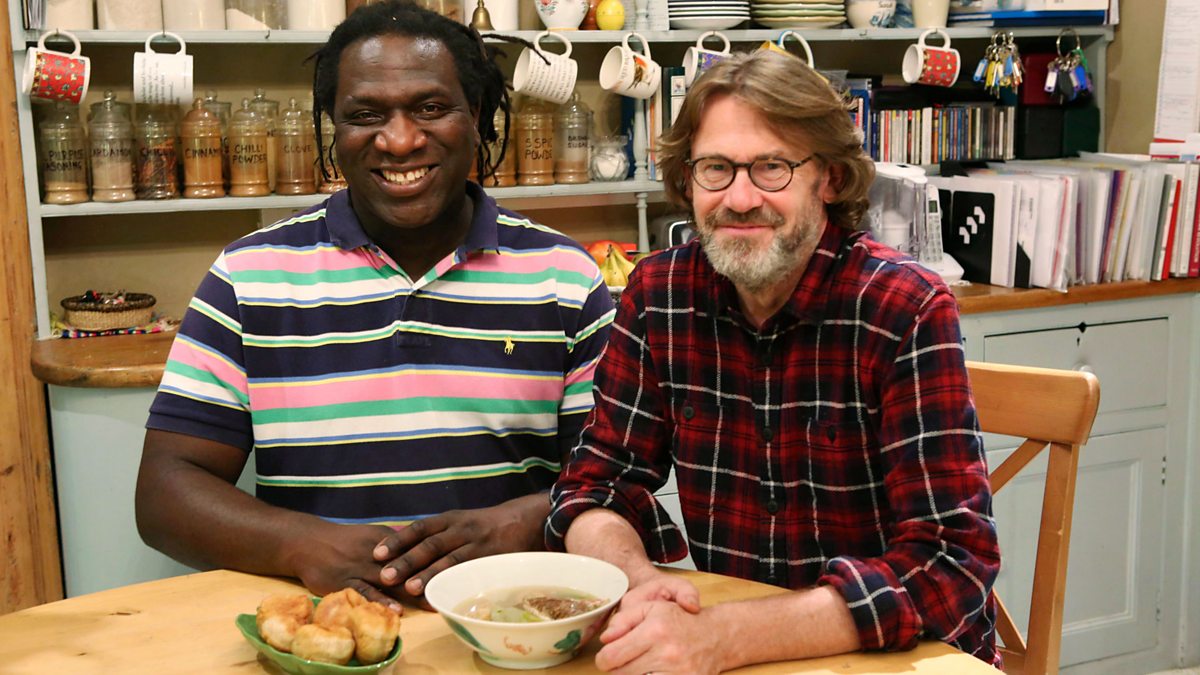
[759,30,815,70]
[1044,27,1091,103]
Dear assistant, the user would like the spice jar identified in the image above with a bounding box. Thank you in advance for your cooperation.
[88,91,135,203]
[228,98,270,197]
[317,113,347,194]
[39,102,89,204]
[514,97,555,187]
[181,98,225,198]
[482,107,516,188]
[224,0,286,30]
[249,88,281,192]
[202,91,233,190]
[554,92,591,185]
[135,104,180,200]
[286,0,345,28]
[163,0,225,29]
[97,0,163,30]
[590,134,629,182]
[276,98,317,195]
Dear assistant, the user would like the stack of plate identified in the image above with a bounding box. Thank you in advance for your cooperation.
[668,0,750,30]
[750,0,845,28]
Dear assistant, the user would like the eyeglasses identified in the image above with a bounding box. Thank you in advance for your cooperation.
[685,154,816,192]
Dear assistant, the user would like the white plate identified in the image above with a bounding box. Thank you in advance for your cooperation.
[752,16,844,26]
[748,1,841,6]
[752,8,845,15]
[670,10,751,16]
[669,16,750,28]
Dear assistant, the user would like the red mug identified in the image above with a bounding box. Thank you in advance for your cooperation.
[902,28,960,88]
[22,30,90,105]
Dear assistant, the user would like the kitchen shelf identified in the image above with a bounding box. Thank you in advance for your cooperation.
[37,180,667,218]
[19,25,1113,46]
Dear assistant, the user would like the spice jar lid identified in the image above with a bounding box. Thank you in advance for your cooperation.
[279,97,312,135]
[230,98,267,134]
[555,91,591,124]
[249,87,280,122]
[202,90,232,127]
[182,98,222,136]
[88,90,131,127]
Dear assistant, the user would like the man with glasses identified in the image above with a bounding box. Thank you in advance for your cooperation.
[547,50,1000,673]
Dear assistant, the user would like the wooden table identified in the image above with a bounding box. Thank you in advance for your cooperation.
[0,569,998,674]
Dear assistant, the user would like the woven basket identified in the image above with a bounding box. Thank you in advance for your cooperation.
[61,292,156,331]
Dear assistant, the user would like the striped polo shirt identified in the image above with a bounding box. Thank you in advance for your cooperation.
[147,183,614,526]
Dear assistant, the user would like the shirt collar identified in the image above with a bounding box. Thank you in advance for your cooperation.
[705,221,855,325]
[322,181,500,254]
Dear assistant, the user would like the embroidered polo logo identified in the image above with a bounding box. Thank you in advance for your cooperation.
[504,337,515,355]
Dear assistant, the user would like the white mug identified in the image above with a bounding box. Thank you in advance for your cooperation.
[683,31,731,87]
[911,0,950,28]
[599,32,661,100]
[133,32,194,106]
[513,31,578,105]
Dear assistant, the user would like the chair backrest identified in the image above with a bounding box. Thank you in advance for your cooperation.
[966,361,1100,675]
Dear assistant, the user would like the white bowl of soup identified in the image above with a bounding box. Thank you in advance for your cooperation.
[424,552,628,669]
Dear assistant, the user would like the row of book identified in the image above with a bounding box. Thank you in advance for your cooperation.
[929,153,1200,291]
[846,79,1017,165]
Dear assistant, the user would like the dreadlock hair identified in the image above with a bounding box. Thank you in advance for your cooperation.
[308,0,511,182]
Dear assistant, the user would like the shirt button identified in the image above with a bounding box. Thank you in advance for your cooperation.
[826,426,836,441]
[682,405,695,420]
[761,425,773,442]
[766,499,780,514]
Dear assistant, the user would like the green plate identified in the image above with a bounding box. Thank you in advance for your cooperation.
[235,598,402,675]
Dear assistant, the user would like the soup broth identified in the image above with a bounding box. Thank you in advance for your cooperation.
[455,585,606,623]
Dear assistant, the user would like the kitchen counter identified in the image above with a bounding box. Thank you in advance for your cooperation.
[29,279,1200,388]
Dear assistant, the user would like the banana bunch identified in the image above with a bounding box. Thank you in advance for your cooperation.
[599,244,636,288]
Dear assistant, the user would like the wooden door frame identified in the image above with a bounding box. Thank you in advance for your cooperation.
[0,11,64,613]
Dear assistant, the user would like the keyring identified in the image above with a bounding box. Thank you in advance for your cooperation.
[1056,27,1080,59]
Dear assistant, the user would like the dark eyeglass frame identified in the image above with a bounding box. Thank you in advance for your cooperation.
[684,154,817,192]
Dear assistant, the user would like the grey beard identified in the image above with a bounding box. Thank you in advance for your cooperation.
[699,207,809,292]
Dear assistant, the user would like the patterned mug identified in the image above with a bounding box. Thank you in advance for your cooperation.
[22,30,90,105]
[901,28,960,87]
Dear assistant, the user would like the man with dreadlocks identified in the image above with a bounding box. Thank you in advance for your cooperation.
[136,0,613,610]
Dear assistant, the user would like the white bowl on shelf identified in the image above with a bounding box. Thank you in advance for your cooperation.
[845,0,895,27]
[669,16,749,28]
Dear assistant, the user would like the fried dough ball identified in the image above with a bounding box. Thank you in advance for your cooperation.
[256,593,314,653]
[291,624,356,665]
[313,587,366,631]
[349,601,402,664]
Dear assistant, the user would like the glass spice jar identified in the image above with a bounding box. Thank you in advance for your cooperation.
[135,104,180,200]
[589,134,629,182]
[202,91,233,191]
[483,107,516,188]
[554,92,591,185]
[317,113,347,194]
[224,0,286,29]
[228,99,270,197]
[88,91,135,203]
[39,102,89,204]
[181,98,225,198]
[249,88,281,192]
[276,98,317,195]
[514,97,555,187]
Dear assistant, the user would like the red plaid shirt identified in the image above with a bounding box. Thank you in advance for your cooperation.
[548,223,1001,666]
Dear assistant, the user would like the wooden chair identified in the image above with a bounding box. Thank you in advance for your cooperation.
[966,361,1100,675]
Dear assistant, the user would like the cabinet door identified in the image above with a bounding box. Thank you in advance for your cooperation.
[982,318,1169,414]
[987,427,1164,668]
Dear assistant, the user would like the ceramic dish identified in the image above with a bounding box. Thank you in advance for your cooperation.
[235,598,402,675]
[752,15,843,26]
[669,16,749,28]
